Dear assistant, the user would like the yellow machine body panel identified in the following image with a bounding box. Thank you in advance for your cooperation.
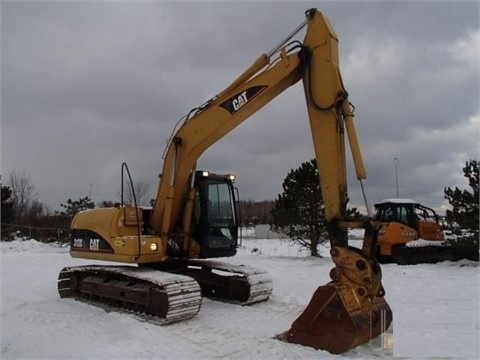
[378,221,445,256]
[417,220,445,240]
[70,207,170,263]
[378,222,418,256]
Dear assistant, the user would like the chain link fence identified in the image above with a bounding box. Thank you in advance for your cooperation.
[1,223,70,243]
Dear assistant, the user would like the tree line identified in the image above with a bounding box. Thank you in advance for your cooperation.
[0,169,275,241]
[0,170,152,241]
[269,158,478,256]
[2,159,478,257]
[237,200,275,226]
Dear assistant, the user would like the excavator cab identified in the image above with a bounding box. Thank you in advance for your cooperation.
[191,171,238,258]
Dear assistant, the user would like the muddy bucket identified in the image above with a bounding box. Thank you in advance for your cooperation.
[277,246,392,354]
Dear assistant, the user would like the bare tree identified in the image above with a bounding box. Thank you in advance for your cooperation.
[8,170,39,223]
[117,181,151,206]
[238,200,275,225]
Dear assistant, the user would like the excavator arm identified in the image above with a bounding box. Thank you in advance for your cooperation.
[148,9,392,354]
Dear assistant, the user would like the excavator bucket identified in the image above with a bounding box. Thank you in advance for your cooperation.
[277,246,392,354]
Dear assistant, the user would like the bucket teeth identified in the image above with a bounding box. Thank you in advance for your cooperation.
[277,283,392,354]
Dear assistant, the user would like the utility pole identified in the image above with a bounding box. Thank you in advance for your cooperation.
[393,158,399,198]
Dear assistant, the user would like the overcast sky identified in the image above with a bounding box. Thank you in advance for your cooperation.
[2,0,479,215]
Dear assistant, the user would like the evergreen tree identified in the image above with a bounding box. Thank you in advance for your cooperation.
[98,200,116,208]
[271,159,328,256]
[1,185,15,239]
[1,185,15,223]
[58,196,95,219]
[444,159,479,231]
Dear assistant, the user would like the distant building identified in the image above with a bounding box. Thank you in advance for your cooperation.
[254,224,287,239]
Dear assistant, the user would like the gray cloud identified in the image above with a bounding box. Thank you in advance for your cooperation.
[2,0,479,214]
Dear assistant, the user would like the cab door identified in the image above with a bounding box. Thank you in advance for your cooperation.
[193,172,238,258]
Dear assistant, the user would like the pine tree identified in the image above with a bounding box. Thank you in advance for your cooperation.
[1,185,15,223]
[444,159,479,231]
[271,159,328,256]
[58,196,95,219]
[1,185,15,239]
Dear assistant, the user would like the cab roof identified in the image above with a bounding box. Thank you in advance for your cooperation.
[374,198,418,206]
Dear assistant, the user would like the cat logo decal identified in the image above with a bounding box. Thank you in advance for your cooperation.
[220,86,267,114]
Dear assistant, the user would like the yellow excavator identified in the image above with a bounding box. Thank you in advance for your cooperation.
[57,8,392,354]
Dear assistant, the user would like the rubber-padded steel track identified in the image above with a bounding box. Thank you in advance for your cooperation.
[392,245,456,265]
[58,265,202,324]
[186,259,273,304]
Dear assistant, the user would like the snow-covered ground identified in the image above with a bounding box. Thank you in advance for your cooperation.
[1,236,478,359]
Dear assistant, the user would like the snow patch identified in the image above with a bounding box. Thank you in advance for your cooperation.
[1,239,68,253]
[1,238,478,359]
[405,239,447,247]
